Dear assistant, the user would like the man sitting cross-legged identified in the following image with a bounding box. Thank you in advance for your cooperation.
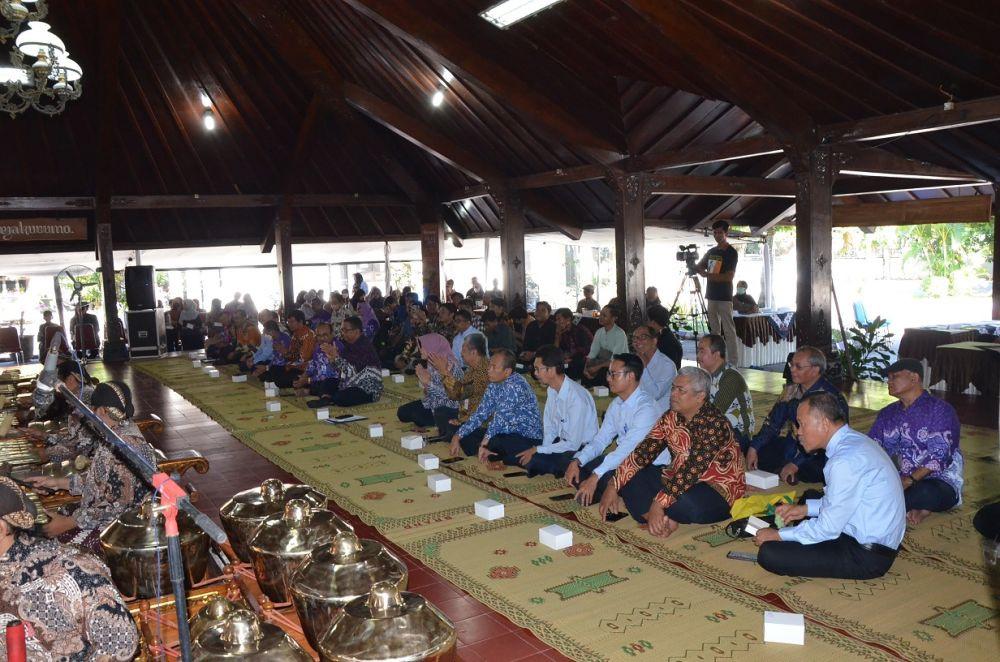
[754,392,905,580]
[869,358,963,526]
[514,345,599,478]
[696,334,754,451]
[600,367,745,536]
[563,353,664,507]
[450,348,543,463]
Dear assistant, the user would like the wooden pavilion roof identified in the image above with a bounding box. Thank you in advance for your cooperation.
[0,0,997,253]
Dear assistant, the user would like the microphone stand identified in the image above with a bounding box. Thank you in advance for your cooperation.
[57,384,227,661]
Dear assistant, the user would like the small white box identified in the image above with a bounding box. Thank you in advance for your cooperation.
[392,374,405,384]
[746,469,780,490]
[592,386,609,397]
[380,368,391,377]
[231,374,247,383]
[191,360,202,368]
[763,611,805,645]
[401,434,425,450]
[427,473,451,493]
[264,387,279,398]
[745,516,771,537]
[515,363,524,370]
[208,369,220,378]
[264,381,276,389]
[539,524,573,550]
[368,423,383,438]
[475,499,504,521]
[203,365,214,374]
[316,408,330,421]
[417,453,439,470]
[265,401,281,413]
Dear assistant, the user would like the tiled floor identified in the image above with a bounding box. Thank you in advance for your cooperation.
[94,361,570,661]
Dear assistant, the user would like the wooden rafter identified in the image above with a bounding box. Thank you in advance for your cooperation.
[819,95,1000,144]
[646,174,796,198]
[0,194,415,210]
[834,146,985,181]
[832,196,993,227]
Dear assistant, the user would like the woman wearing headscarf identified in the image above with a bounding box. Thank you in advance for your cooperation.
[358,302,380,338]
[0,477,139,660]
[206,298,224,325]
[397,333,462,436]
[178,299,204,350]
[308,316,383,408]
[25,381,157,553]
[241,293,258,321]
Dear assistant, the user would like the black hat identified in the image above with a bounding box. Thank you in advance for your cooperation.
[91,381,135,421]
[886,358,923,376]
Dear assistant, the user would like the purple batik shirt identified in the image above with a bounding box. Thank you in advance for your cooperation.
[869,391,964,504]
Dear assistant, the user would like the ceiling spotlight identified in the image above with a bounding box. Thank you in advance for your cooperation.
[430,88,444,107]
[199,90,212,109]
[202,108,216,131]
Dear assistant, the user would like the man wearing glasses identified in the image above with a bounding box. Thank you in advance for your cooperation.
[563,353,666,507]
[631,323,677,415]
[515,345,599,477]
[747,346,848,484]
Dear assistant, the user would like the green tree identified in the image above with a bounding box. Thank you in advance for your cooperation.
[898,221,993,294]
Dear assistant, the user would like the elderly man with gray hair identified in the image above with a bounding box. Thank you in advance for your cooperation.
[600,366,746,538]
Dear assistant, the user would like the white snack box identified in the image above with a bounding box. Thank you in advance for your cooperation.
[392,374,405,383]
[427,473,451,493]
[368,423,384,438]
[316,408,330,421]
[401,434,425,450]
[763,611,805,645]
[265,401,281,413]
[539,524,573,550]
[592,386,609,397]
[208,369,220,378]
[745,515,771,537]
[380,368,391,377]
[746,469,780,490]
[515,363,524,370]
[417,453,439,470]
[202,365,214,374]
[191,360,202,368]
[232,375,248,383]
[264,387,279,398]
[264,381,276,389]
[475,499,504,521]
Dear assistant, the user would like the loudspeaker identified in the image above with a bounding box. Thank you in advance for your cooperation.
[124,265,156,310]
[126,309,166,358]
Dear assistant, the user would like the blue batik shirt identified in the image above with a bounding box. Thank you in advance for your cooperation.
[457,372,542,441]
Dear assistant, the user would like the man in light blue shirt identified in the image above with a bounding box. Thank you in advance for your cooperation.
[632,323,676,414]
[515,345,599,478]
[755,391,906,580]
[451,309,486,367]
[564,353,669,507]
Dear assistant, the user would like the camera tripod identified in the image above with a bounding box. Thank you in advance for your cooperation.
[667,273,710,340]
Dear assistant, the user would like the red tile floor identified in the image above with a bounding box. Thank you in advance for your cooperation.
[96,361,569,662]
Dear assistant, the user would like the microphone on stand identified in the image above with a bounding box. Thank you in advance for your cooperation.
[32,331,63,414]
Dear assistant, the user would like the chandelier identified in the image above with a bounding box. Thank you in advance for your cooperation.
[0,0,46,43]
[0,9,82,117]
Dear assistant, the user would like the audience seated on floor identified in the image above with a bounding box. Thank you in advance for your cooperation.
[262,310,315,389]
[0,477,139,660]
[437,333,490,453]
[601,366,745,536]
[696,334,754,450]
[747,346,847,485]
[869,358,964,526]
[632,323,676,415]
[26,382,157,554]
[398,333,462,437]
[482,310,516,354]
[754,392,905,580]
[563,353,664,507]
[554,307,593,381]
[227,308,261,365]
[519,301,555,364]
[450,309,486,368]
[645,304,683,370]
[293,322,340,399]
[517,345,599,478]
[582,305,629,388]
[308,316,383,408]
[451,348,542,463]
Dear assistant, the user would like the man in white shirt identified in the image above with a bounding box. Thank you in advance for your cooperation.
[632,323,676,414]
[754,392,906,579]
[564,353,667,507]
[582,306,629,387]
[516,345,599,478]
[451,309,486,367]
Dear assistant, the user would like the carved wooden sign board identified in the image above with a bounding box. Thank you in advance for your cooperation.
[0,218,88,242]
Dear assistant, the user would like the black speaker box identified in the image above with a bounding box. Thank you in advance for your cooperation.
[124,265,156,310]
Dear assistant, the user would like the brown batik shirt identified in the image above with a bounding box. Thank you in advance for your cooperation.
[441,359,489,422]
[0,532,138,660]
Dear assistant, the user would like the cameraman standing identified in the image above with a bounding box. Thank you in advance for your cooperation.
[696,220,739,363]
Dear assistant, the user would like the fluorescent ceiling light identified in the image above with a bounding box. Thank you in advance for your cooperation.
[199,91,212,109]
[202,109,216,131]
[431,89,444,107]
[441,68,454,83]
[480,0,565,28]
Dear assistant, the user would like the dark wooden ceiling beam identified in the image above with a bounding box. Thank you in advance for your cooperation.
[832,195,993,227]
[521,190,583,241]
[834,146,986,181]
[819,95,1000,143]
[342,0,622,156]
[0,195,415,210]
[646,174,796,198]
[832,179,988,197]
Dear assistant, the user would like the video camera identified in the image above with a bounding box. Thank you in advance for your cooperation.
[676,244,700,276]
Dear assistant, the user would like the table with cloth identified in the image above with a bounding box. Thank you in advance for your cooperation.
[898,326,980,364]
[732,309,796,368]
[930,341,1000,396]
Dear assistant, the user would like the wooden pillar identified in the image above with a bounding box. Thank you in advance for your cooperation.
[96,207,128,360]
[274,201,295,315]
[419,205,445,302]
[992,184,1000,320]
[611,173,646,331]
[496,189,527,311]
[791,146,834,353]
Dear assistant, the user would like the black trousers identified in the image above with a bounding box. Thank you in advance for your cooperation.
[487,434,541,466]
[572,456,615,503]
[397,400,436,428]
[974,501,1000,540]
[526,449,577,478]
[263,365,302,389]
[904,478,958,512]
[310,377,340,398]
[458,428,487,456]
[758,533,897,580]
[331,387,375,407]
[755,435,826,484]
[619,465,731,524]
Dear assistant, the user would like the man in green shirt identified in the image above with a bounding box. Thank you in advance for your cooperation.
[696,334,754,450]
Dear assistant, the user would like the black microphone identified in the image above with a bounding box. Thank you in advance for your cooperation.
[32,331,63,414]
